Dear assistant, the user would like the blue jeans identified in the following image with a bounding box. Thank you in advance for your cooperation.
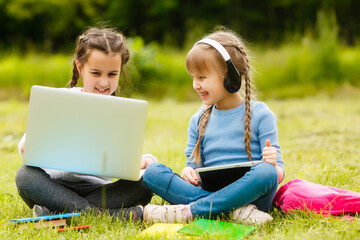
[143,162,278,218]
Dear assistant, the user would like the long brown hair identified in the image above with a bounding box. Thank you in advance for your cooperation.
[68,27,130,96]
[186,30,254,166]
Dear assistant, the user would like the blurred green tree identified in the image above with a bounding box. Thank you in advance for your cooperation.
[1,0,360,52]
[1,0,106,52]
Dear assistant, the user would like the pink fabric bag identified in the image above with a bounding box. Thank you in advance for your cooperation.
[273,178,360,215]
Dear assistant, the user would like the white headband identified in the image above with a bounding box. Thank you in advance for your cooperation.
[194,39,231,61]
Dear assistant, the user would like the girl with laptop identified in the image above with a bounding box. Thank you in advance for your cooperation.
[143,29,285,225]
[15,27,156,221]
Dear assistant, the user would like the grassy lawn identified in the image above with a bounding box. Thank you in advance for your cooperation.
[1,96,360,239]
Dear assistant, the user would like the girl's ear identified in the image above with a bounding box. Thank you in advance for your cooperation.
[75,60,82,74]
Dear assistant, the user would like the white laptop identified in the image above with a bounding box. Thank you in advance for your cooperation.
[22,85,148,181]
[195,161,262,192]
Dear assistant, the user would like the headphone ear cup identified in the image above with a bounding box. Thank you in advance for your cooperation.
[224,61,241,93]
[223,74,232,92]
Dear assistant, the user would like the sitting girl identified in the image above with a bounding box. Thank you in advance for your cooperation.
[16,27,156,221]
[142,29,284,225]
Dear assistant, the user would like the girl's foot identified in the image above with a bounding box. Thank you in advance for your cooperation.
[231,204,273,225]
[143,204,192,224]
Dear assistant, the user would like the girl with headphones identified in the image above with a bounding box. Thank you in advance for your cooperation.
[142,29,285,225]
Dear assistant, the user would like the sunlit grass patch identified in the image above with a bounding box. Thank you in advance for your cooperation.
[1,97,360,239]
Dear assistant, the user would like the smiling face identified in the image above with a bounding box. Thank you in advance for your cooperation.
[191,62,229,107]
[186,45,243,110]
[76,49,122,95]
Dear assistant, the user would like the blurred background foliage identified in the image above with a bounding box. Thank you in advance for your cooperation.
[0,0,359,100]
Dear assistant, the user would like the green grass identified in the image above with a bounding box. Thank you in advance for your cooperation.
[1,96,360,239]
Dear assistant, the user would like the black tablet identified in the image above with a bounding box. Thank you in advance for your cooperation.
[195,161,262,192]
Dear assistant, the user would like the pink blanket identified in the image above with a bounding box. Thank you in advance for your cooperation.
[273,178,360,215]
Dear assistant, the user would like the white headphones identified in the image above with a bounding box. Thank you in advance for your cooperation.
[194,39,242,93]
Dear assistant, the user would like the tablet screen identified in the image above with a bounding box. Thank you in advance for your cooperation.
[198,166,252,192]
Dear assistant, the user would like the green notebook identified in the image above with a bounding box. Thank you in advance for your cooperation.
[178,219,256,239]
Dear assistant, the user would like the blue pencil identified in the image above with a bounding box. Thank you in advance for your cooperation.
[9,212,81,224]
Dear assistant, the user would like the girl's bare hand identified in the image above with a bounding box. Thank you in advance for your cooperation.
[262,139,277,167]
[181,167,199,186]
[140,156,156,169]
[20,141,25,155]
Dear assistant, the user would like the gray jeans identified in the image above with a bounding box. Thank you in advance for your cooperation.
[15,165,153,213]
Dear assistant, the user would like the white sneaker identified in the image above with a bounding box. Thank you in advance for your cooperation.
[231,204,273,225]
[143,204,190,224]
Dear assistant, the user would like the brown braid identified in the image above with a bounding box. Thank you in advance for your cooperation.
[235,45,252,161]
[70,60,79,88]
[190,106,213,166]
[244,72,252,161]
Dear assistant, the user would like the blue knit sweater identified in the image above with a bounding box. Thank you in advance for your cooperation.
[185,100,285,174]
